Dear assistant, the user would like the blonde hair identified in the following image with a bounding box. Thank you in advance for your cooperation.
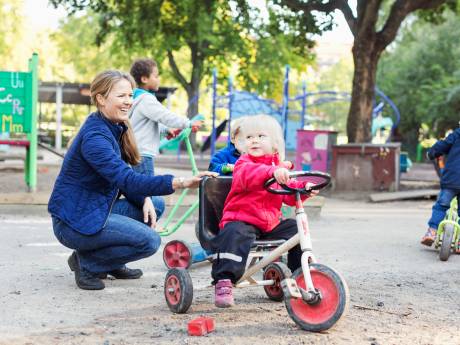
[230,117,246,141]
[89,70,141,165]
[240,114,285,160]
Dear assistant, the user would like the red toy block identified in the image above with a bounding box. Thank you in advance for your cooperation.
[187,316,215,336]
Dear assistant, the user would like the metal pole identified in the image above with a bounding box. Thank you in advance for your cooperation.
[26,53,39,192]
[211,68,217,156]
[228,76,233,144]
[281,65,290,143]
[301,80,306,130]
[55,83,63,151]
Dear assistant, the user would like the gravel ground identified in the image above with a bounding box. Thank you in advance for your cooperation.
[1,198,459,345]
[1,151,458,345]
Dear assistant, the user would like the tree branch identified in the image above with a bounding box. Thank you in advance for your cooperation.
[377,0,446,50]
[167,50,190,92]
[356,0,381,39]
[336,0,357,36]
[282,0,340,13]
[281,0,357,37]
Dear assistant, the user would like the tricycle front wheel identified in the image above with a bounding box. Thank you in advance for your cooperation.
[285,263,349,332]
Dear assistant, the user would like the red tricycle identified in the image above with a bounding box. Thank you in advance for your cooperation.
[163,171,349,332]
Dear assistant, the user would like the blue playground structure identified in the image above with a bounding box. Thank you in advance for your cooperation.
[206,66,401,155]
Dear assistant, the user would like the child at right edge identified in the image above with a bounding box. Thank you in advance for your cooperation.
[421,127,460,248]
[210,115,317,308]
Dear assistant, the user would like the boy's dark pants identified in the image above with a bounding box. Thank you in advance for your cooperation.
[211,219,301,284]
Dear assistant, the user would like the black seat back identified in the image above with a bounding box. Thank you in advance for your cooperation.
[198,176,233,250]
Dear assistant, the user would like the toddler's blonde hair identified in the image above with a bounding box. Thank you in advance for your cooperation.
[239,114,285,161]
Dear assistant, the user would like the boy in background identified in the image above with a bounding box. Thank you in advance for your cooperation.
[421,127,460,247]
[208,118,246,175]
[129,58,202,176]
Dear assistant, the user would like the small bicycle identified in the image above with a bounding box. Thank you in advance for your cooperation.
[434,198,460,261]
[163,171,349,332]
[431,156,460,261]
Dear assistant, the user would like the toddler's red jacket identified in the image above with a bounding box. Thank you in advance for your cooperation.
[219,153,310,232]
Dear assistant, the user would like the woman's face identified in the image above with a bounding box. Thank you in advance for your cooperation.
[97,79,133,123]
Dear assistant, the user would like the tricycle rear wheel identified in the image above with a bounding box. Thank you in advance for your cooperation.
[263,262,291,301]
[164,268,193,313]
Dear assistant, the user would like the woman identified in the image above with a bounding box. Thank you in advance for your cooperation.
[48,70,216,290]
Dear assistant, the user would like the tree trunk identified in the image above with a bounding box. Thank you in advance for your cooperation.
[346,40,381,143]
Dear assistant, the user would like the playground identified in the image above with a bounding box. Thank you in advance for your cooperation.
[0,172,458,344]
[2,1,460,344]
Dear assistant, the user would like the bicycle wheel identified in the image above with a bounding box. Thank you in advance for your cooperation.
[164,268,193,313]
[285,263,349,332]
[439,224,454,261]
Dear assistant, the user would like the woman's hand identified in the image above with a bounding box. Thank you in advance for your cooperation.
[173,171,219,190]
[274,167,290,185]
[143,197,157,229]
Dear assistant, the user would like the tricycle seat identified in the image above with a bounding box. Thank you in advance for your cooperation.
[198,176,285,251]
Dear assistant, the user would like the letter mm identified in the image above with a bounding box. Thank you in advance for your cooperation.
[1,115,23,133]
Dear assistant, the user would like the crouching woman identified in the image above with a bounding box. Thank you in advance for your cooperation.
[48,70,216,290]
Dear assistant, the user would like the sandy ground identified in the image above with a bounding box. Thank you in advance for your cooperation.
[1,197,460,345]
[0,151,458,345]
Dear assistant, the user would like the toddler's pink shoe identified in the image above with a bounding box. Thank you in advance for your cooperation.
[215,279,234,308]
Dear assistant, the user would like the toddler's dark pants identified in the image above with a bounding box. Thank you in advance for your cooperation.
[210,219,301,284]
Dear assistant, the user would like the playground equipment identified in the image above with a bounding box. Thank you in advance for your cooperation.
[164,172,349,332]
[0,53,39,192]
[206,66,401,156]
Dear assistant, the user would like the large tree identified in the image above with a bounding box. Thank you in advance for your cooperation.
[50,0,313,121]
[274,0,457,142]
[377,12,460,154]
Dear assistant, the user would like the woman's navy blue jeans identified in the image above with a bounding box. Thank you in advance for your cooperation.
[52,197,165,274]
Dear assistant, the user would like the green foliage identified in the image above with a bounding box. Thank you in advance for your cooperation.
[377,12,460,154]
[313,57,354,133]
[50,0,315,107]
[50,12,131,82]
[0,1,23,68]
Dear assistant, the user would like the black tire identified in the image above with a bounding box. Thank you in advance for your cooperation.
[164,268,193,313]
[439,224,454,262]
[285,263,349,332]
[195,222,200,241]
[263,262,292,301]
